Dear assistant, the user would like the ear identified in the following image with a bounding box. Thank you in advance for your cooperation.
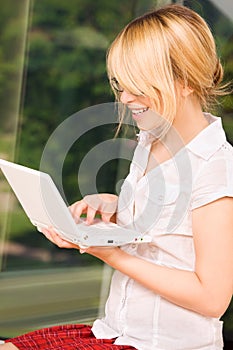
[181,85,194,97]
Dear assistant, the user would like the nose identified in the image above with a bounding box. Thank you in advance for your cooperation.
[120,90,136,104]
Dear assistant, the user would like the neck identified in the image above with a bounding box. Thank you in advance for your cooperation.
[172,95,208,144]
[160,95,209,155]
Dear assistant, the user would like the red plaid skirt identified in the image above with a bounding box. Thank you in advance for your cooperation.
[5,324,136,350]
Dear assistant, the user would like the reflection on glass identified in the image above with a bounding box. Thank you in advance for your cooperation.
[0,0,30,271]
[0,0,232,342]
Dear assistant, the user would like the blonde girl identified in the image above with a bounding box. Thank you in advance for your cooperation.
[2,4,233,350]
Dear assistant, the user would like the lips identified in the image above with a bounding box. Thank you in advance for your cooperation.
[129,106,149,120]
[131,107,149,115]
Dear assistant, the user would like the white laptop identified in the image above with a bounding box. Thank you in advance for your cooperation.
[0,159,151,247]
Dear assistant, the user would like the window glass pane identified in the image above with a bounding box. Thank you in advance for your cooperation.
[0,0,232,343]
[0,0,161,337]
[0,0,29,267]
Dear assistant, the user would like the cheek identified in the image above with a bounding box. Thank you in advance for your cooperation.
[143,109,164,127]
[138,96,152,108]
[140,96,163,117]
[136,108,170,132]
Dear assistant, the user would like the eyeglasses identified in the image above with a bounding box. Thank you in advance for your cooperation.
[110,77,124,93]
[110,77,145,96]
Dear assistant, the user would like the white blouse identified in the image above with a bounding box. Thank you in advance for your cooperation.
[92,114,233,350]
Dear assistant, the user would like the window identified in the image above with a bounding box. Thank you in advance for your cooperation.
[0,0,232,344]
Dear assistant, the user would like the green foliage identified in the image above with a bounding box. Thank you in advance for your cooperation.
[0,0,232,341]
[0,1,27,133]
[16,0,160,199]
[186,0,233,121]
[0,0,160,271]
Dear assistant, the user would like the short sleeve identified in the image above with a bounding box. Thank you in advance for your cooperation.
[191,147,233,210]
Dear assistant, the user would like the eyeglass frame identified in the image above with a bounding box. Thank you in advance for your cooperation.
[110,77,124,93]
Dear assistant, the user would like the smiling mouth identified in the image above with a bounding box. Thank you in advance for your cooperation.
[131,107,149,115]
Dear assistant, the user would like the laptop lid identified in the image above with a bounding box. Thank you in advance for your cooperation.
[0,159,79,242]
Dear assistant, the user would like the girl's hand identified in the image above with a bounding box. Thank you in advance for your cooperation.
[42,226,121,261]
[69,193,118,224]
[42,227,79,249]
[79,245,121,262]
[40,193,118,254]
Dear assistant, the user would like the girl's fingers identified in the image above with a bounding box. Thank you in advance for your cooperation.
[69,200,87,223]
[70,198,98,224]
[101,212,112,223]
[86,206,97,225]
[69,194,118,224]
[42,228,56,244]
[42,227,78,249]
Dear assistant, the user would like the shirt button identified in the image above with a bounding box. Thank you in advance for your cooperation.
[158,195,164,202]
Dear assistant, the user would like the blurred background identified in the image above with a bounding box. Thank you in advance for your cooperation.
[0,0,232,346]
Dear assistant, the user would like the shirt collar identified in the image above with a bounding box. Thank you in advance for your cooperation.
[137,113,227,160]
[186,113,226,160]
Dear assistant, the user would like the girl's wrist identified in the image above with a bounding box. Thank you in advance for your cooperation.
[103,247,127,268]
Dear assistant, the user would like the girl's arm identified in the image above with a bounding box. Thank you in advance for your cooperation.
[89,197,233,318]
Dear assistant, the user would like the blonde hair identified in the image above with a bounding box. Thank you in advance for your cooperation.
[107,4,226,128]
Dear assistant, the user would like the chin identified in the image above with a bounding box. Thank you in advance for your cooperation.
[136,123,158,131]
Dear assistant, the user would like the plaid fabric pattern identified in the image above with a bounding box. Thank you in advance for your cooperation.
[5,324,136,350]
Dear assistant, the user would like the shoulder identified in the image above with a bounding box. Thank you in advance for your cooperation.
[196,140,233,178]
[186,114,233,180]
[191,141,233,210]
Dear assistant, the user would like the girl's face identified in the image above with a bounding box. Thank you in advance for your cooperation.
[120,90,163,131]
